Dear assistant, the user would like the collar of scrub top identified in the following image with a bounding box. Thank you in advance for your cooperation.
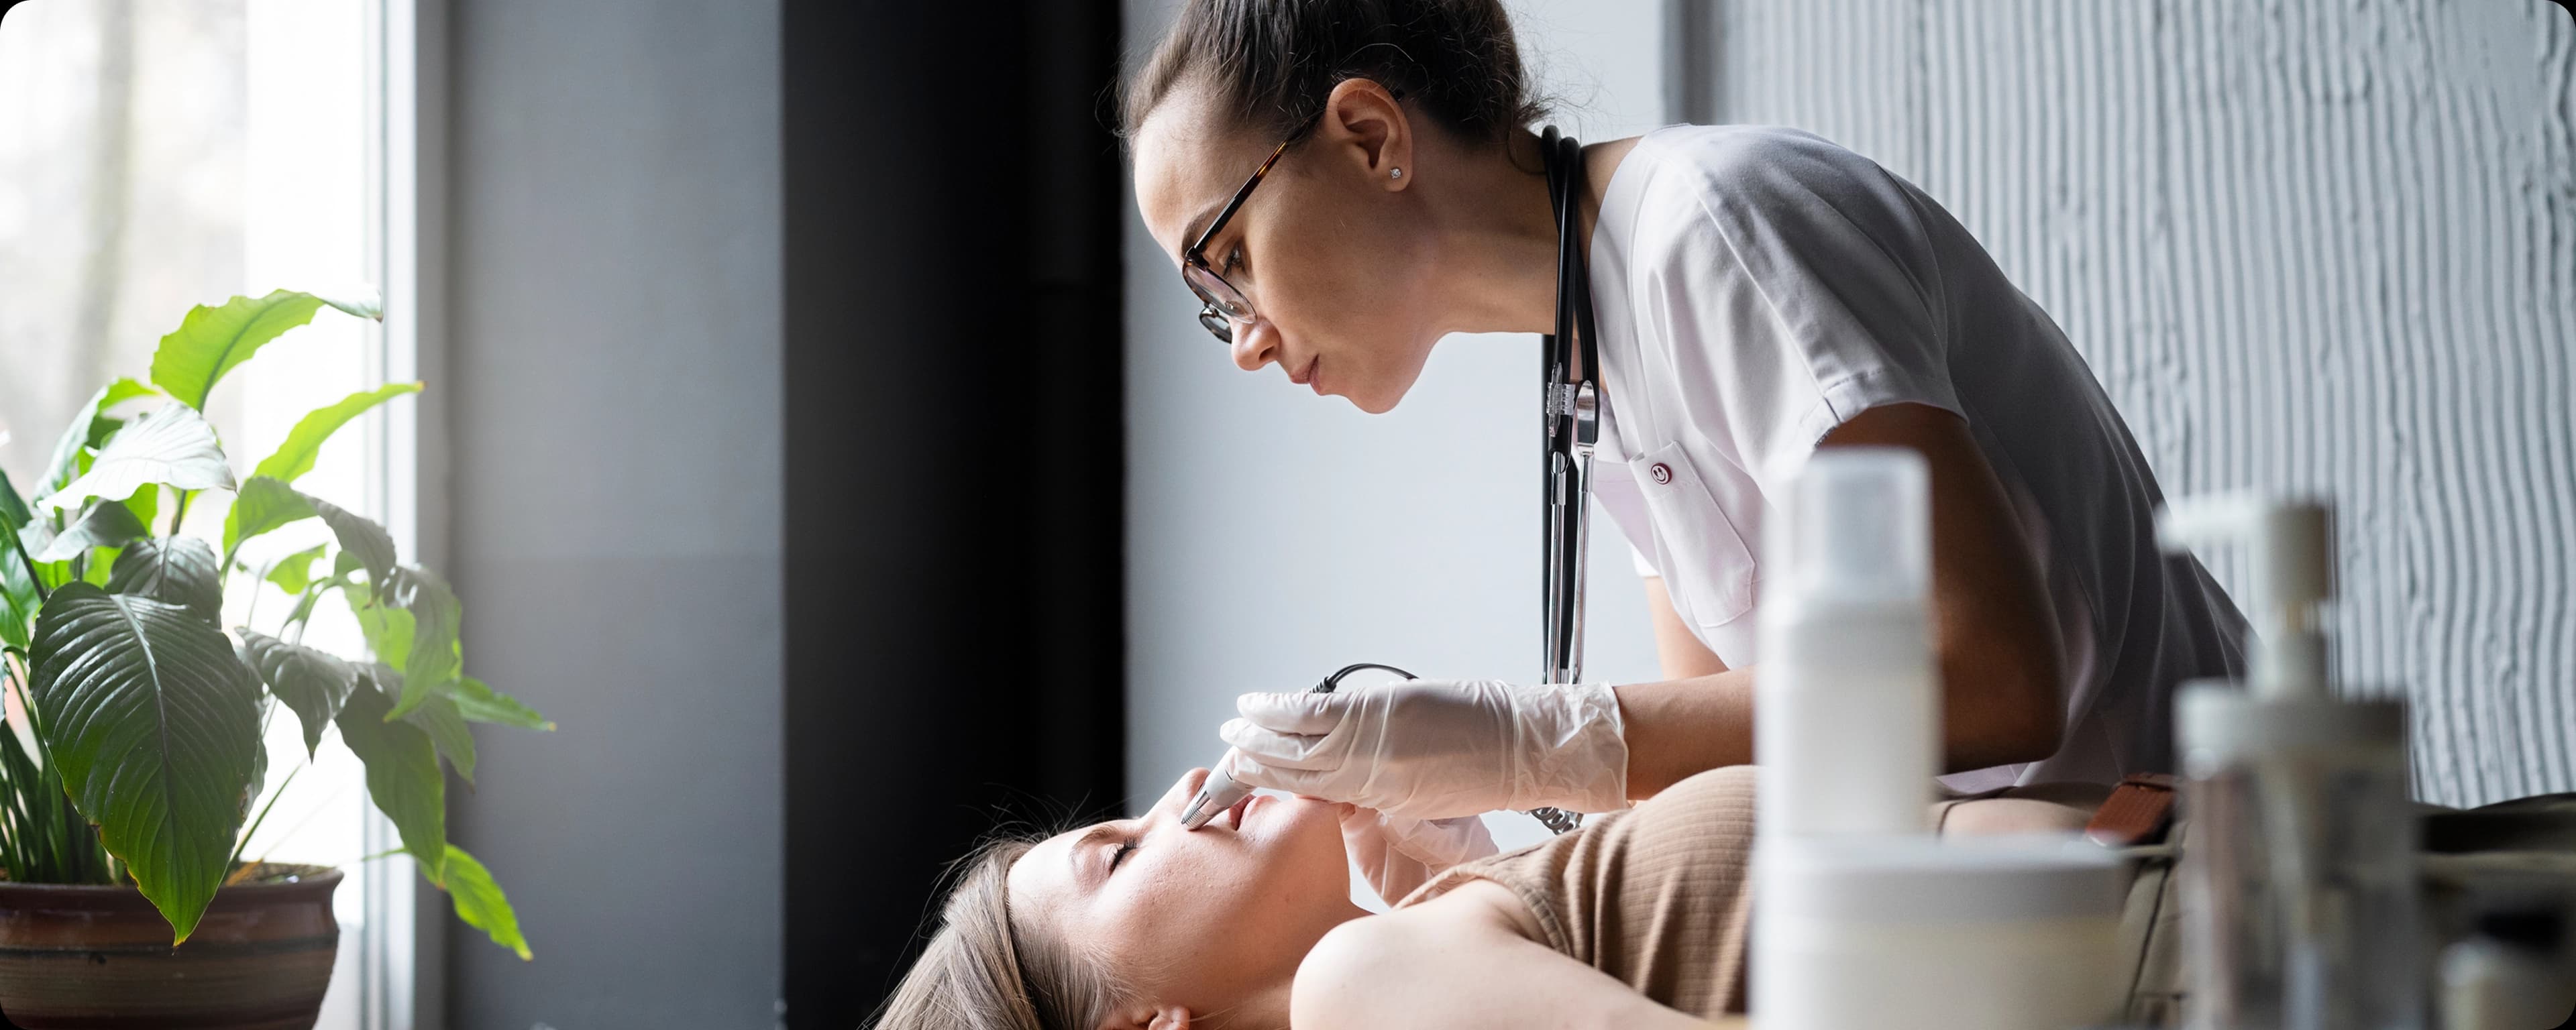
[1529,126,1599,838]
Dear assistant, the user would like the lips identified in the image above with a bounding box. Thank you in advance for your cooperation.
[1226,795,1254,831]
[1305,357,1324,396]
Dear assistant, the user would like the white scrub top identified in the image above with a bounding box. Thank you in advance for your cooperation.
[1585,125,2247,790]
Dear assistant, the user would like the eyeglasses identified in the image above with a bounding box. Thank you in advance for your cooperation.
[1181,138,1293,343]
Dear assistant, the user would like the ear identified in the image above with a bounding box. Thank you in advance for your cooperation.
[1316,78,1413,192]
[1105,1003,1191,1030]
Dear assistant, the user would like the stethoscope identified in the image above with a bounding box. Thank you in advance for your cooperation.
[1182,127,1600,837]
[1529,125,1599,836]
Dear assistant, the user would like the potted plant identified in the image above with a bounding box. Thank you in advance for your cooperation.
[0,290,549,1030]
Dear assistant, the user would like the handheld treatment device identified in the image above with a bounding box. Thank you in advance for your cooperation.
[1179,663,1417,830]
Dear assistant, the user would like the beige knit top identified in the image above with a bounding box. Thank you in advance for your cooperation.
[1395,766,1762,1019]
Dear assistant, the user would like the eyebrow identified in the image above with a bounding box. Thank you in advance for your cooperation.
[1180,200,1227,257]
[1071,823,1120,884]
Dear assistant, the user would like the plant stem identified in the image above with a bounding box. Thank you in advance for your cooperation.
[169,490,193,534]
[228,763,301,872]
[10,530,48,604]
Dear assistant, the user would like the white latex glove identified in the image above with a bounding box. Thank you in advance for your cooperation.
[1218,678,1629,824]
[1340,806,1497,905]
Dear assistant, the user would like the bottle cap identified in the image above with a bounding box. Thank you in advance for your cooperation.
[2157,494,2333,699]
[1766,448,1929,611]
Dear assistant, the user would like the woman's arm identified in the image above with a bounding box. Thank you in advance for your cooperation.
[1291,883,1727,1030]
[1616,403,2066,797]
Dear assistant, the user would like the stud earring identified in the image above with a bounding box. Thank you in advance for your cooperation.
[1390,167,1403,180]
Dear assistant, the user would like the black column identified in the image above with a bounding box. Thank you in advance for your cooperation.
[780,2,1126,1026]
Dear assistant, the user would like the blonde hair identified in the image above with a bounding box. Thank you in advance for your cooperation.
[869,836,1128,1030]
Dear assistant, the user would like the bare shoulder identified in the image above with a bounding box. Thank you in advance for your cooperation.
[1291,883,1543,1025]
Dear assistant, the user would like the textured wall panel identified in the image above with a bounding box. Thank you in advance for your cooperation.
[1707,0,2574,805]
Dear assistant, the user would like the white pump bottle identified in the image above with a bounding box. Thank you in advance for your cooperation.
[2160,494,2421,1030]
[1753,447,1937,838]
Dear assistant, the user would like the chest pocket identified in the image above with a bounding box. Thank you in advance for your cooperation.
[1630,442,1758,630]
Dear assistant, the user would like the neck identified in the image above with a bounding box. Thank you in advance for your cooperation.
[1423,129,1604,337]
[1202,978,1297,1030]
[1207,898,1370,1030]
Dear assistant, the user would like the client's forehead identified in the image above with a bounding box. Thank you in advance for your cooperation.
[1005,826,1096,915]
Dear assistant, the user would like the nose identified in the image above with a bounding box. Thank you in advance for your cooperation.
[1230,317,1281,372]
[1149,767,1212,821]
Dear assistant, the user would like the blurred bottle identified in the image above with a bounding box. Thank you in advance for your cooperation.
[2440,905,2574,1030]
[2161,496,2422,1030]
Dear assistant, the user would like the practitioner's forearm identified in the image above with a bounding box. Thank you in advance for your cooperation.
[1613,671,1756,801]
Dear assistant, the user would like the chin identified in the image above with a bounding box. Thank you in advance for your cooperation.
[1344,374,1416,415]
[1244,796,1346,862]
[1244,798,1358,899]
[1346,345,1436,415]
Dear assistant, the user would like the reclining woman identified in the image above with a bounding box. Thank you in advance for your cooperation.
[871,764,2100,1030]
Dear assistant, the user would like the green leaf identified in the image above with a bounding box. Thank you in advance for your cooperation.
[238,630,359,756]
[251,382,422,484]
[39,405,234,514]
[148,289,384,411]
[336,675,444,884]
[265,545,329,595]
[224,476,317,555]
[354,602,415,673]
[224,481,392,597]
[123,483,160,537]
[429,844,529,960]
[35,378,157,502]
[30,501,148,563]
[239,715,269,823]
[381,567,460,718]
[29,583,263,943]
[104,538,223,622]
[79,547,121,589]
[403,691,476,784]
[313,496,394,598]
[30,557,72,593]
[442,677,553,731]
[0,465,33,534]
[0,469,40,650]
[0,526,36,651]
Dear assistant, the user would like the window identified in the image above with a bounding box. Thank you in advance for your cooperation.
[0,1,429,1025]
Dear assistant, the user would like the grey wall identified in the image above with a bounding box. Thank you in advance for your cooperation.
[1122,0,1674,860]
[1683,0,2575,807]
[445,0,783,1025]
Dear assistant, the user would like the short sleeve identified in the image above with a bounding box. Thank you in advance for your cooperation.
[1626,129,1960,500]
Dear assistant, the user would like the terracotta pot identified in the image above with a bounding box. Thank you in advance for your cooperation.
[0,866,341,1030]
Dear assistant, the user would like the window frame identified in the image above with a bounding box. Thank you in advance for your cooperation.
[357,0,445,1025]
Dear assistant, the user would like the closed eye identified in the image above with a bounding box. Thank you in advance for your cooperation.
[1110,840,1138,871]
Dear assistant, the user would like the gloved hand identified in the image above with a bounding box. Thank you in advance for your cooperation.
[1218,678,1630,824]
[1340,805,1497,905]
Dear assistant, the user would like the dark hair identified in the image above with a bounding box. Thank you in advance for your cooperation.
[1119,0,1546,147]
[868,836,1128,1030]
